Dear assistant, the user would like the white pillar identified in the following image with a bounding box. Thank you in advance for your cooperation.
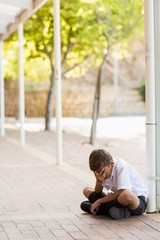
[0,41,5,137]
[18,24,25,146]
[53,0,63,164]
[113,47,119,115]
[144,0,156,212]
[154,0,160,209]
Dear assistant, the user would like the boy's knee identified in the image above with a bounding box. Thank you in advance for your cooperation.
[83,187,89,195]
[83,187,94,198]
[118,190,138,205]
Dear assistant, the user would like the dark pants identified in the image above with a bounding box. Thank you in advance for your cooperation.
[88,192,147,216]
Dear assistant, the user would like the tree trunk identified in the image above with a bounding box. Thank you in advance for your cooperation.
[45,70,55,131]
[90,52,109,145]
[89,65,102,145]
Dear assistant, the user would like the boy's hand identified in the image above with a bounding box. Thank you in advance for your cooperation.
[91,200,101,215]
[94,168,106,181]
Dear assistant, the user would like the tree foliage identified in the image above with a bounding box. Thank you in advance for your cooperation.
[4,0,144,131]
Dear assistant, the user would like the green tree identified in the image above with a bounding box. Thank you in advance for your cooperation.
[24,0,99,130]
[89,0,144,144]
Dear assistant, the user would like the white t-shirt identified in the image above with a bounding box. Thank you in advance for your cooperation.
[102,158,148,198]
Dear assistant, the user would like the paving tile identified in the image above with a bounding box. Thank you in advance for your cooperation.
[129,229,157,240]
[29,221,45,227]
[0,231,8,239]
[60,223,80,232]
[69,231,88,239]
[20,230,39,238]
[92,224,119,238]
[51,229,71,237]
[56,237,74,240]
[33,226,56,239]
[3,228,24,240]
[17,223,34,231]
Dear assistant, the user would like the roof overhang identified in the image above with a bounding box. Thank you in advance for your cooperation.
[0,0,48,41]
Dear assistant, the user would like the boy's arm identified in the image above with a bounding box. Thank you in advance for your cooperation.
[98,189,125,203]
[94,170,106,194]
[95,179,103,194]
[90,189,125,215]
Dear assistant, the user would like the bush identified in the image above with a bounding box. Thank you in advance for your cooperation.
[138,78,145,101]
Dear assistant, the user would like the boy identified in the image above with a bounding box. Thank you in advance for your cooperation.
[80,149,148,220]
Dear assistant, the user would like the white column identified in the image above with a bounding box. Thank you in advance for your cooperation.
[113,47,119,115]
[0,41,5,137]
[53,0,63,164]
[18,24,25,146]
[154,0,160,209]
[144,0,156,212]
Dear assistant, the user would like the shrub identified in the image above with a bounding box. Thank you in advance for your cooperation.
[138,78,145,101]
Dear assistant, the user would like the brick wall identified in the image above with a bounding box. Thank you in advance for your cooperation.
[4,80,145,118]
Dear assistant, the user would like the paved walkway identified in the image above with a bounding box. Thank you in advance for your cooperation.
[0,116,159,240]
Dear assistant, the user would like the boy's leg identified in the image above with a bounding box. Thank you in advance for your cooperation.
[117,190,147,214]
[81,187,104,213]
[108,191,146,220]
[81,187,123,215]
[81,188,144,218]
[117,190,140,210]
[130,196,146,215]
[83,187,95,199]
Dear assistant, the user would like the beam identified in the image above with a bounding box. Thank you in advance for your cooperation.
[0,23,6,34]
[0,0,32,9]
[0,0,48,41]
[32,0,48,12]
[0,13,15,23]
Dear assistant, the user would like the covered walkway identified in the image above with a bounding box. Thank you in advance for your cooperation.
[0,117,159,239]
[0,0,160,224]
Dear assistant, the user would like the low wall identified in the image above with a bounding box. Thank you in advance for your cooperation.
[5,80,145,118]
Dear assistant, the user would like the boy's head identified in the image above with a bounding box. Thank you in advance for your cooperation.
[89,149,113,172]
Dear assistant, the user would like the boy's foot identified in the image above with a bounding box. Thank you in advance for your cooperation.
[80,201,91,213]
[108,206,131,220]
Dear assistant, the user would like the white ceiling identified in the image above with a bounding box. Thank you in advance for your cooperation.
[0,0,48,41]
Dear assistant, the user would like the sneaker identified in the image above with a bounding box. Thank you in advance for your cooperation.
[108,207,131,220]
[80,201,91,213]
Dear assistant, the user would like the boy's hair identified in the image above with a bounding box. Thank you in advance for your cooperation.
[89,149,113,171]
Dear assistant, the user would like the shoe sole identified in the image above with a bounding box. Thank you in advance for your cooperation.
[108,207,131,220]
